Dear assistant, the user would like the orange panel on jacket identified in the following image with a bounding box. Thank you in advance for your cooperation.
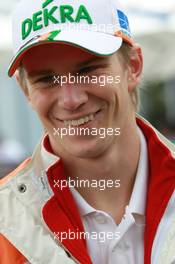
[0,234,27,264]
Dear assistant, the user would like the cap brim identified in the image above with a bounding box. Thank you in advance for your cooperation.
[8,29,122,77]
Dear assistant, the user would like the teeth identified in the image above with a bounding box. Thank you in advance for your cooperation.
[78,119,82,125]
[85,116,89,122]
[64,114,95,126]
[72,120,77,126]
[89,114,94,121]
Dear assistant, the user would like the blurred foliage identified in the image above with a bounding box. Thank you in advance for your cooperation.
[139,80,175,144]
[142,81,166,129]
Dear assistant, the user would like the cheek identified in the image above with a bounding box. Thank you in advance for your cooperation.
[93,71,126,106]
[104,76,129,117]
[29,90,52,116]
[88,81,117,104]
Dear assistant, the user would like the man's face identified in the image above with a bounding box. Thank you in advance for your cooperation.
[18,43,141,158]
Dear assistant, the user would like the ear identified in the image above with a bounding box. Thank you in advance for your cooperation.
[127,44,143,92]
[15,70,35,109]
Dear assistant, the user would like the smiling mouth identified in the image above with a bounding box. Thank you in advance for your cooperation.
[57,110,101,127]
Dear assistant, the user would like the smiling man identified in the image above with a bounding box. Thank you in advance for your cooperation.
[1,0,175,264]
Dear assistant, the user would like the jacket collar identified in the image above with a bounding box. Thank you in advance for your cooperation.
[31,115,175,264]
[31,136,92,264]
[136,117,175,264]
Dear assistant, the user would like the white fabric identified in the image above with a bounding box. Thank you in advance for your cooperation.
[70,127,148,264]
[151,189,175,264]
[9,0,130,76]
[12,0,124,53]
[0,165,76,264]
[12,0,123,54]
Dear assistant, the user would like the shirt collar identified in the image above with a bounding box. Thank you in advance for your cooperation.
[70,187,96,216]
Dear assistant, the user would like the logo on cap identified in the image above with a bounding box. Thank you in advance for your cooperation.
[117,10,131,38]
[21,2,93,40]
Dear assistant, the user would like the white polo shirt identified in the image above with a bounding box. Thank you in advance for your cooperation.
[70,128,148,264]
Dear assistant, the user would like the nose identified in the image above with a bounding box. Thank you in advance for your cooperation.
[58,82,88,110]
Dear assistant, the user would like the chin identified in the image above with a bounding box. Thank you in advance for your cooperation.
[60,136,113,159]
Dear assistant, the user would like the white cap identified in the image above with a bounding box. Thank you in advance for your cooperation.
[8,0,134,77]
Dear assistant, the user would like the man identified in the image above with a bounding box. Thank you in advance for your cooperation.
[0,0,175,263]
